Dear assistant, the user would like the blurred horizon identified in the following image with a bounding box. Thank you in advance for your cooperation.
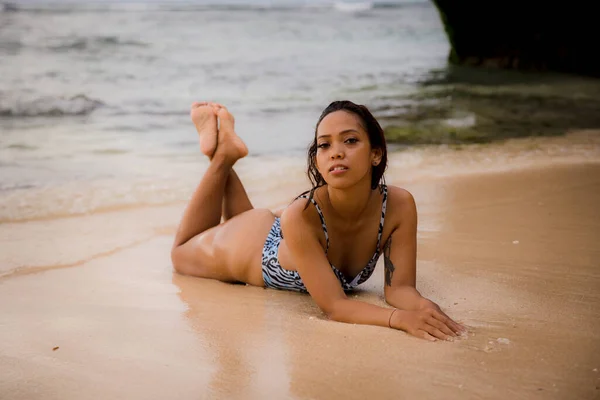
[5,0,426,6]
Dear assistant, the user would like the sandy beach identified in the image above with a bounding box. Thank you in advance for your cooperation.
[1,132,600,399]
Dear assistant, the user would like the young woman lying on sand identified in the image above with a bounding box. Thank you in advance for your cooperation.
[171,100,466,341]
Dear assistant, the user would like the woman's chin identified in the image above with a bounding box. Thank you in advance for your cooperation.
[323,177,359,190]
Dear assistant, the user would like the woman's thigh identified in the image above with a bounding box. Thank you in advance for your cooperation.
[179,208,275,286]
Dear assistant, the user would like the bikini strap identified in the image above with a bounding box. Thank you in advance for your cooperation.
[376,185,388,251]
[297,195,330,253]
[298,186,387,254]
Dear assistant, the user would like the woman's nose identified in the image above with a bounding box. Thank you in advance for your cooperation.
[330,144,344,159]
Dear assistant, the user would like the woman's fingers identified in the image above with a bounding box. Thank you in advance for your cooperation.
[423,324,450,341]
[452,321,467,334]
[428,316,456,337]
[407,309,468,342]
[432,309,463,335]
[419,330,437,342]
[446,316,467,334]
[438,310,465,333]
[442,315,463,335]
[422,303,466,335]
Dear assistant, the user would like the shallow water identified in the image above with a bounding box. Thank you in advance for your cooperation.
[1,1,600,223]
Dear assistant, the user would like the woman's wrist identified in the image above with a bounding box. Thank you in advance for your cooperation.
[388,308,398,328]
[389,309,407,331]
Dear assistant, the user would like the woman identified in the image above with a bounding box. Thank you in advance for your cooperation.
[171,100,465,341]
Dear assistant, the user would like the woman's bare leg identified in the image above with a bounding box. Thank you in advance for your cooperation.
[172,104,271,285]
[191,101,253,221]
[223,169,253,221]
[173,104,248,249]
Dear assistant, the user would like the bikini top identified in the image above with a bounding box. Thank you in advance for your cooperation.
[297,185,388,290]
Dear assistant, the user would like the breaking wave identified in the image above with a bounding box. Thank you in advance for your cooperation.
[0,94,104,117]
[45,36,148,52]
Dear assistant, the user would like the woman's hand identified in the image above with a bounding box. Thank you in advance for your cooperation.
[390,306,465,341]
[418,298,465,335]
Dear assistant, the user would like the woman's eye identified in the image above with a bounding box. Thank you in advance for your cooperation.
[346,138,358,144]
[317,143,330,149]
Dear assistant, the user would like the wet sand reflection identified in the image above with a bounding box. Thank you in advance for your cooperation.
[173,274,293,398]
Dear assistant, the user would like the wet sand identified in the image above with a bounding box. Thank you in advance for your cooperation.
[1,136,600,399]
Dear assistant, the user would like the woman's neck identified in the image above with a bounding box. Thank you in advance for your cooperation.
[324,178,375,221]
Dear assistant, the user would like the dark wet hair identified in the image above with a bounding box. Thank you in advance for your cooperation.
[300,100,387,207]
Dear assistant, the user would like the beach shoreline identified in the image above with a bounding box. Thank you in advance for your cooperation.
[1,133,600,399]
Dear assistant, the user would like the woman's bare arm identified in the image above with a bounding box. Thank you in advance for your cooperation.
[382,187,465,337]
[280,201,396,328]
[281,192,464,340]
[381,187,423,309]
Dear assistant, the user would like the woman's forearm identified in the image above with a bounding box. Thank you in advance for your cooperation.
[328,299,395,328]
[384,286,424,311]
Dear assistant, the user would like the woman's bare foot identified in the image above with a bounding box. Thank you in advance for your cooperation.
[212,105,248,163]
[190,102,218,157]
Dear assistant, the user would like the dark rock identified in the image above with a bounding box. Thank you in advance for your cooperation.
[431,1,600,77]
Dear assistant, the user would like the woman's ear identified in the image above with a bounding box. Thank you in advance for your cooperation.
[371,148,383,166]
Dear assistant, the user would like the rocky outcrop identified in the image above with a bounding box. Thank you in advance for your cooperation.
[431,1,599,77]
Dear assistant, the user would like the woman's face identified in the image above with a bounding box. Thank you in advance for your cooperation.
[315,110,381,189]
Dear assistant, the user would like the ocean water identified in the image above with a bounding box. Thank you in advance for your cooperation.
[1,0,599,223]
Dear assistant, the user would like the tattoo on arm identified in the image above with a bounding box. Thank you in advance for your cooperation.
[384,237,395,286]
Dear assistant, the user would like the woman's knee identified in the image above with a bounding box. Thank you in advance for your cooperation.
[171,243,204,277]
[172,209,274,281]
[171,230,221,278]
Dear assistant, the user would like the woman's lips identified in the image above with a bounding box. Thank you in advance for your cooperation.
[329,166,349,175]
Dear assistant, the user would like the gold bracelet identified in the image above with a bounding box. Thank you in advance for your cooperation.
[388,308,398,328]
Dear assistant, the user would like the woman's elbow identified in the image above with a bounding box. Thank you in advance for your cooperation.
[322,299,349,322]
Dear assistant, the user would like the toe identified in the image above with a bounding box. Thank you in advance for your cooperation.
[217,107,235,130]
[190,102,215,124]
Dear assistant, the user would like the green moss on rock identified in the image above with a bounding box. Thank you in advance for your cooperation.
[378,83,600,146]
[384,124,491,145]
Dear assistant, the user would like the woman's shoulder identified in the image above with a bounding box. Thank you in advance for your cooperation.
[279,198,329,250]
[384,184,415,204]
[383,184,417,222]
[280,194,323,232]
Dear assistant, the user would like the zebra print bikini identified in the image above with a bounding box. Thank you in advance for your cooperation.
[261,185,388,293]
